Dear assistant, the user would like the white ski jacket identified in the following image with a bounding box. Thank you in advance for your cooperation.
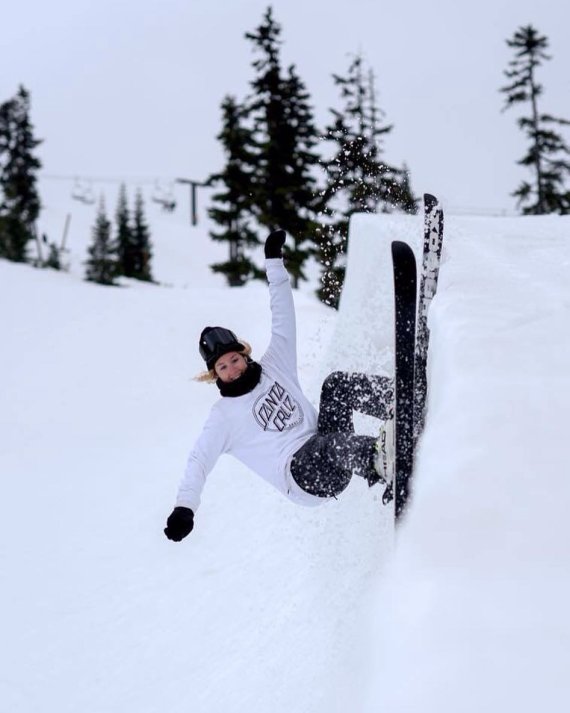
[175,258,325,512]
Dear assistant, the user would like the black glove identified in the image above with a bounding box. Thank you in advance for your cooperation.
[264,229,286,259]
[164,506,194,542]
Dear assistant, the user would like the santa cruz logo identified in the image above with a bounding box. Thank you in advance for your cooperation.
[253,381,304,432]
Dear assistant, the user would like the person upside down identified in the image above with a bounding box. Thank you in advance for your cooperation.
[164,229,394,542]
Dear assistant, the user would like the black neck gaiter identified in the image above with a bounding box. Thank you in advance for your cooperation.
[217,361,262,397]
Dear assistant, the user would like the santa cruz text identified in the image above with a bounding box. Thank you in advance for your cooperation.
[253,381,302,432]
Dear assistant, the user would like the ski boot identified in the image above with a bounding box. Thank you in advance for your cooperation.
[374,417,394,484]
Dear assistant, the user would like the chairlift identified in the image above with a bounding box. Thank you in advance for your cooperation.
[71,179,95,205]
[152,182,177,212]
[175,177,206,226]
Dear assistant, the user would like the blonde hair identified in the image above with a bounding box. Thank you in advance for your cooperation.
[194,341,253,384]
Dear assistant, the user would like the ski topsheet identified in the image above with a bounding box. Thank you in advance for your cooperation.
[390,240,417,520]
[414,194,444,443]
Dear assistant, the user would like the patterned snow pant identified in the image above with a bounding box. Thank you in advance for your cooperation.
[290,371,394,499]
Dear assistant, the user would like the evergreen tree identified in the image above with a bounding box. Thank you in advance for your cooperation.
[114,185,153,281]
[115,183,137,277]
[319,54,417,307]
[0,86,42,262]
[245,6,323,287]
[500,25,570,214]
[85,200,118,286]
[207,95,262,286]
[44,235,63,270]
[324,57,416,220]
[131,189,153,282]
[279,64,325,284]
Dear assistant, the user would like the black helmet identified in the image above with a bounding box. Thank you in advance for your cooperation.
[199,326,245,370]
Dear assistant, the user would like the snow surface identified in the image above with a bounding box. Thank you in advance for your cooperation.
[363,214,570,713]
[2,201,570,712]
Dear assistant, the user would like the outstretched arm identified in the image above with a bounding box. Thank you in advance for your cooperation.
[176,407,229,512]
[263,230,298,375]
[164,406,229,542]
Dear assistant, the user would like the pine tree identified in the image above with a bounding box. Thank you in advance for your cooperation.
[500,25,570,214]
[245,6,323,287]
[44,238,62,270]
[114,185,153,281]
[115,183,137,277]
[85,200,118,286]
[324,56,416,220]
[278,64,325,284]
[207,95,262,286]
[319,54,417,307]
[0,86,42,262]
[131,189,153,282]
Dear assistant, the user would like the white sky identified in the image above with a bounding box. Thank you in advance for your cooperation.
[4,0,570,215]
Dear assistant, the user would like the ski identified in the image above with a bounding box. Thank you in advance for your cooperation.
[414,193,445,444]
[389,240,418,520]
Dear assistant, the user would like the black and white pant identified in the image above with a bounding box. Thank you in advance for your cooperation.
[290,371,394,498]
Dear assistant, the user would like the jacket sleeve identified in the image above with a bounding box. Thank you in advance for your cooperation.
[175,405,229,512]
[263,258,297,376]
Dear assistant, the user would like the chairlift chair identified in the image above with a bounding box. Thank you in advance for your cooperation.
[152,182,177,212]
[71,179,95,205]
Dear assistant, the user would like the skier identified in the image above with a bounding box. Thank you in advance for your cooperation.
[164,230,394,542]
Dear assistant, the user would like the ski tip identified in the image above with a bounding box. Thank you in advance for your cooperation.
[424,193,444,224]
[391,240,412,250]
[391,240,416,262]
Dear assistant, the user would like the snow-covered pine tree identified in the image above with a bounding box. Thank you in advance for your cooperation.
[207,95,262,286]
[500,25,570,214]
[319,54,417,307]
[245,6,322,287]
[131,189,153,282]
[0,86,42,263]
[85,199,118,286]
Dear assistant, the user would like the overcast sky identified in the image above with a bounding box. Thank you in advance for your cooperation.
[4,0,569,215]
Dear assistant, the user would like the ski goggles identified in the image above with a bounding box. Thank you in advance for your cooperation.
[199,327,243,363]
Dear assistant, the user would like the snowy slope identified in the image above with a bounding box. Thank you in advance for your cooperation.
[0,224,388,713]
[2,205,570,713]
